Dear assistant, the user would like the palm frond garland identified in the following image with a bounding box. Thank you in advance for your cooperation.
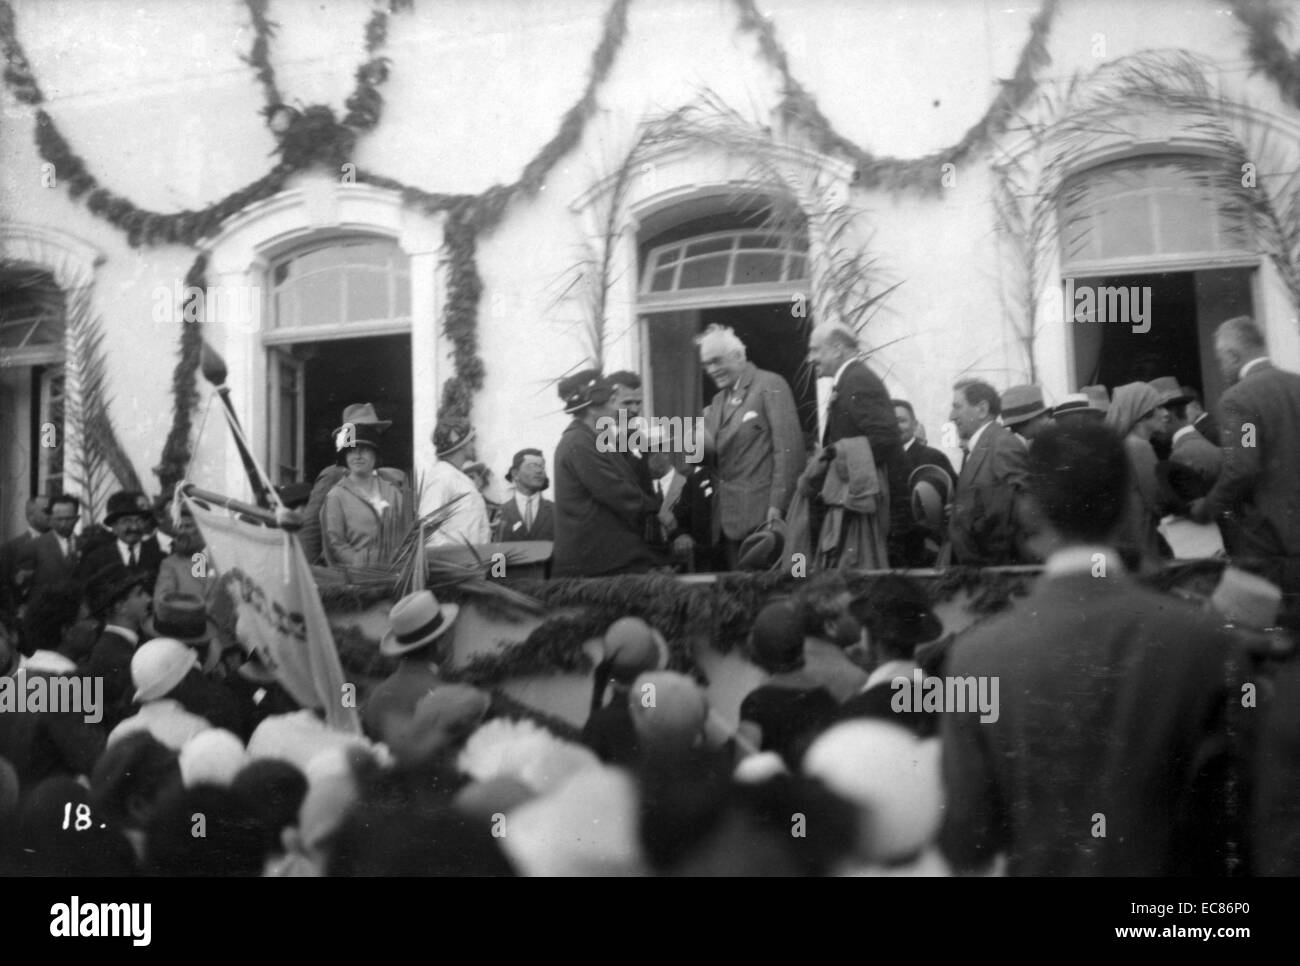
[59,280,144,518]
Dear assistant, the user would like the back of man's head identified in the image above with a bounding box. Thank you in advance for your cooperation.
[1028,422,1129,545]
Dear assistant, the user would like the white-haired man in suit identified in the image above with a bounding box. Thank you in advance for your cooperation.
[699,324,803,569]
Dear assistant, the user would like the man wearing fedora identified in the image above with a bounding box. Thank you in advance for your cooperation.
[494,448,555,542]
[362,589,458,741]
[1157,382,1222,494]
[1000,385,1054,450]
[78,491,164,589]
[940,422,1237,876]
[84,563,154,731]
[426,417,491,549]
[552,370,660,577]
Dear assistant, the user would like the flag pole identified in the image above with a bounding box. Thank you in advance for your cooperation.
[200,340,276,509]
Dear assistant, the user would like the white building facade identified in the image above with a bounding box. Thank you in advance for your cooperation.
[3,0,1299,532]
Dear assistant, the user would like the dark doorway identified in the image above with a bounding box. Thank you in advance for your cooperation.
[302,335,412,481]
[1071,268,1252,413]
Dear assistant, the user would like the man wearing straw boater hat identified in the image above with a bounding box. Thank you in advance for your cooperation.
[361,589,460,741]
[424,417,491,549]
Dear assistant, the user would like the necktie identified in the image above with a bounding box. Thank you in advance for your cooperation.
[524,497,534,531]
[960,446,970,473]
[129,546,138,568]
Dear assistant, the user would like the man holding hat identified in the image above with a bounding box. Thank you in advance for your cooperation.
[362,589,459,741]
[78,491,164,588]
[425,417,491,549]
[494,449,554,542]
[1000,385,1053,449]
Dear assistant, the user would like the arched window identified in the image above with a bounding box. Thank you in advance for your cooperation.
[1059,155,1255,273]
[269,238,410,338]
[639,229,808,306]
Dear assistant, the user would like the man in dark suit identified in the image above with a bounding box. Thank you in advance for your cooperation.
[24,494,83,603]
[948,379,1029,566]
[78,491,164,589]
[1182,385,1221,445]
[894,399,957,566]
[1192,317,1300,619]
[1,497,50,620]
[552,371,660,577]
[699,325,803,568]
[940,422,1238,875]
[806,323,906,567]
[83,563,154,731]
[671,462,720,572]
[493,449,555,542]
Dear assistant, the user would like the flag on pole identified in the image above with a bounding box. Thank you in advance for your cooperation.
[184,494,361,734]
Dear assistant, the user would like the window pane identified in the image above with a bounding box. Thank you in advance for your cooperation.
[346,268,389,321]
[786,255,807,280]
[733,252,784,285]
[393,271,411,316]
[684,236,734,257]
[679,254,729,289]
[656,247,681,267]
[289,273,342,327]
[1156,192,1216,253]
[738,234,781,249]
[651,267,676,292]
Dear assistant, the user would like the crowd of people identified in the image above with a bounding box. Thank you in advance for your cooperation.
[0,412,1295,875]
[0,310,1296,875]
[546,315,1299,609]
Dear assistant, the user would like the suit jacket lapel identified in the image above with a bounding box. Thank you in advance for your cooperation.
[961,422,997,485]
[717,365,756,437]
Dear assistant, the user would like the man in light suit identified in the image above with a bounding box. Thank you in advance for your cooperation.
[948,379,1029,566]
[699,324,803,569]
[941,422,1238,875]
[493,449,555,542]
[1192,316,1300,618]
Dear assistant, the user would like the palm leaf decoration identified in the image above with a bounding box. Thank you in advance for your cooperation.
[993,46,1300,373]
[1,263,141,521]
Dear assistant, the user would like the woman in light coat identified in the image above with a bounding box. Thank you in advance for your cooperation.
[322,428,404,568]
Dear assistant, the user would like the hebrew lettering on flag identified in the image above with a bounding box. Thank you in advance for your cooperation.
[184,495,360,734]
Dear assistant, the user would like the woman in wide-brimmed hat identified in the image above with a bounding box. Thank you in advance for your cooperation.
[322,422,404,568]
